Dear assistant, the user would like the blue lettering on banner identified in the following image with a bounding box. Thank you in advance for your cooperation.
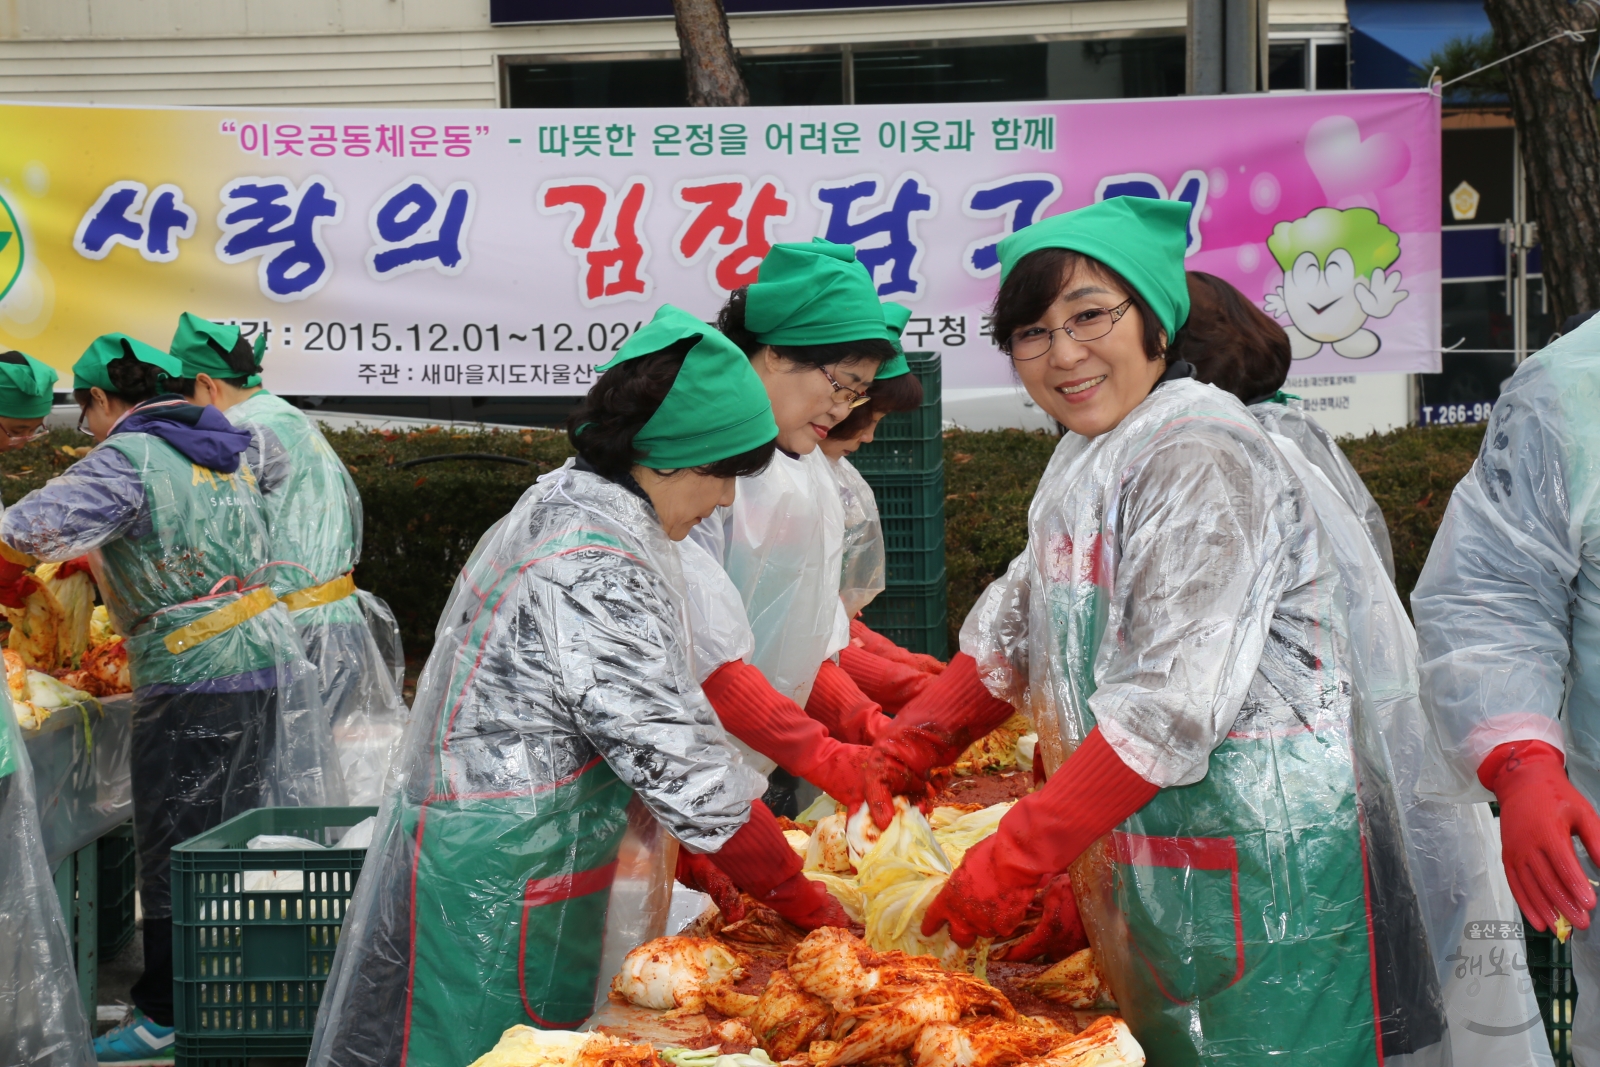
[1094,170,1208,254]
[961,174,1062,278]
[365,178,476,279]
[74,181,197,263]
[812,173,936,297]
[216,175,344,301]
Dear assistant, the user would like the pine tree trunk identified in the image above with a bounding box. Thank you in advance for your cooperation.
[1483,0,1600,323]
[673,0,750,107]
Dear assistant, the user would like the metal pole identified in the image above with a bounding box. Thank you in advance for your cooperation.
[1188,0,1225,94]
[1224,0,1260,93]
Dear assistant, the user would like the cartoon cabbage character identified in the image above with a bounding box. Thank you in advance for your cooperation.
[1264,207,1408,359]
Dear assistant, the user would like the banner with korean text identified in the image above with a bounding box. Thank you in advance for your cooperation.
[0,91,1439,395]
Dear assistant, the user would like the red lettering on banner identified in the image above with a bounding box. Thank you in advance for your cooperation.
[537,178,654,306]
[671,175,795,292]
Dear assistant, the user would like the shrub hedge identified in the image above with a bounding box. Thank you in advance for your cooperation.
[0,420,1489,661]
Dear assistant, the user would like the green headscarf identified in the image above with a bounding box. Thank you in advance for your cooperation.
[996,197,1193,338]
[594,305,777,470]
[73,334,183,392]
[0,352,59,419]
[746,239,894,347]
[169,312,265,387]
[877,303,912,379]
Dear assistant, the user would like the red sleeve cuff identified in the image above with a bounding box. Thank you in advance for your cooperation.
[1478,739,1564,792]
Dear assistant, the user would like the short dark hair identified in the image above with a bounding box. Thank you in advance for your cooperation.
[172,334,262,398]
[828,367,924,439]
[72,354,169,407]
[567,338,776,481]
[715,286,897,370]
[1166,271,1292,404]
[989,248,1166,363]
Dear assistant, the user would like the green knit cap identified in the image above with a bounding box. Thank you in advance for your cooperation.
[73,334,182,392]
[169,312,265,387]
[0,352,59,419]
[996,197,1193,338]
[746,239,895,347]
[594,305,777,470]
[877,303,912,379]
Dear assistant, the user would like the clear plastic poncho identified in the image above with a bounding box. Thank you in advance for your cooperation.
[689,449,847,708]
[829,454,887,617]
[309,463,765,1067]
[0,680,95,1067]
[230,391,409,805]
[962,377,1443,1065]
[0,430,343,918]
[1414,324,1600,1066]
[1265,420,1549,1067]
[1250,397,1396,582]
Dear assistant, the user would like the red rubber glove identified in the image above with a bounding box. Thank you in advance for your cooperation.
[712,800,852,930]
[806,658,895,744]
[703,659,878,807]
[996,874,1088,963]
[676,849,747,924]
[839,643,934,715]
[53,556,94,582]
[921,728,1158,946]
[850,619,945,674]
[865,653,1018,827]
[1481,739,1600,933]
[0,567,38,609]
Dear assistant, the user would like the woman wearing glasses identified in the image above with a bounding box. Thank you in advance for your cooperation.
[870,199,1442,1064]
[670,240,920,870]
[0,335,343,1063]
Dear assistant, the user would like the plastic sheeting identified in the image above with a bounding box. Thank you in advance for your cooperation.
[231,391,409,806]
[1251,398,1396,582]
[676,535,773,777]
[1268,425,1549,1067]
[829,455,886,617]
[0,679,95,1067]
[1414,327,1600,1065]
[689,449,846,708]
[0,429,345,918]
[309,463,765,1067]
[24,692,132,868]
[961,377,1442,1065]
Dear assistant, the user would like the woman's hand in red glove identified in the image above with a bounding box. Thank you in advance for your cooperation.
[995,874,1087,962]
[1483,740,1600,933]
[921,834,1038,946]
[676,849,747,924]
[760,872,854,930]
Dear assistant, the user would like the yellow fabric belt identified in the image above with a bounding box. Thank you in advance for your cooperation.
[163,586,279,655]
[280,572,356,613]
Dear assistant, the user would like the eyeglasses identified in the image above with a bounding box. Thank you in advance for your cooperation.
[1,425,48,445]
[820,366,871,409]
[77,409,93,437]
[1004,298,1134,361]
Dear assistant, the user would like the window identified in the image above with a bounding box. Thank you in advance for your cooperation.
[853,43,1048,104]
[1268,42,1308,90]
[1266,35,1349,91]
[1315,42,1348,89]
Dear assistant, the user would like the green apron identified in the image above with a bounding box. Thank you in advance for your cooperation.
[98,433,279,689]
[1050,543,1380,1066]
[228,391,363,626]
[397,526,641,1067]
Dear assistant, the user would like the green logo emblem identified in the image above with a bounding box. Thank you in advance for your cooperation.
[0,191,23,304]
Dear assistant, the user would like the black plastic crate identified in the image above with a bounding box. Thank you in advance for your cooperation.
[171,805,376,1063]
[850,352,943,473]
[97,821,138,959]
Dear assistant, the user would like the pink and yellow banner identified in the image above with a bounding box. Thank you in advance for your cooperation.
[0,91,1439,395]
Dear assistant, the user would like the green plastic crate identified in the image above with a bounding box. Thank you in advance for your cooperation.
[171,805,376,1064]
[862,465,945,523]
[174,1030,320,1067]
[1527,924,1575,1067]
[850,353,943,473]
[885,532,946,585]
[861,570,948,659]
[97,820,138,959]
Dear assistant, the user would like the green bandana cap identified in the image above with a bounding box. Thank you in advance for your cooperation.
[169,312,265,387]
[0,352,59,419]
[746,239,895,347]
[594,305,777,470]
[73,334,183,392]
[876,303,913,379]
[996,197,1193,338]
